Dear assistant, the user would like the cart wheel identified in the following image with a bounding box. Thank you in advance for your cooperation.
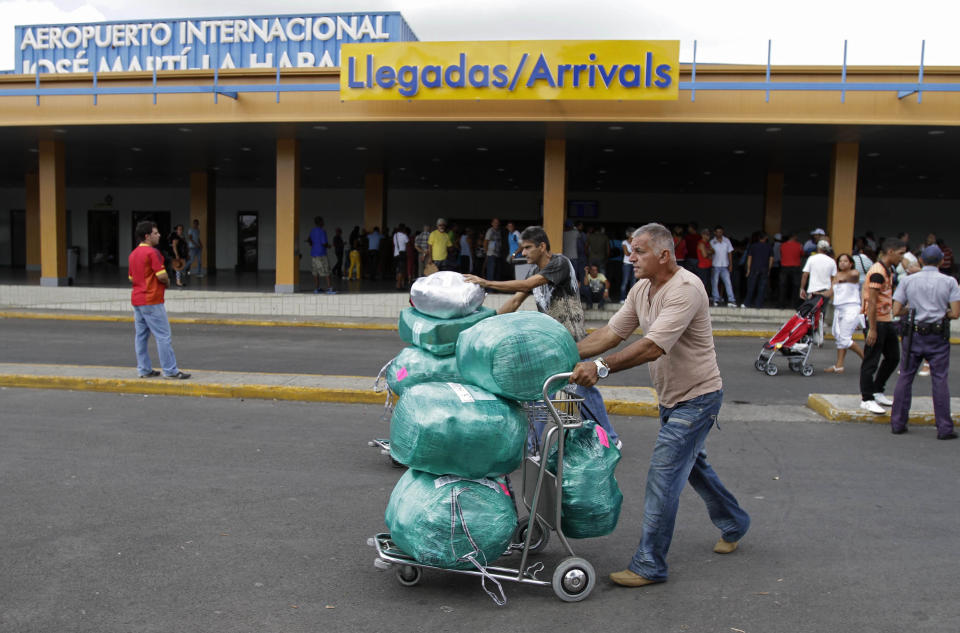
[552,557,595,602]
[801,365,815,377]
[754,359,765,372]
[765,364,779,376]
[789,362,801,373]
[513,516,551,553]
[395,565,422,587]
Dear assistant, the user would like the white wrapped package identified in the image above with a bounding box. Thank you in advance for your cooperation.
[409,271,486,319]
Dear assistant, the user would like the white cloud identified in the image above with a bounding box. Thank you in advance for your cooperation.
[0,1,105,70]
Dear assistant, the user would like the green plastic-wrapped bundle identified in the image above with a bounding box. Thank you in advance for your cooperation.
[546,420,623,539]
[385,469,517,570]
[386,346,462,396]
[456,311,580,401]
[390,382,526,478]
[398,307,496,357]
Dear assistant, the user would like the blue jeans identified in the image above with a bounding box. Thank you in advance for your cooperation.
[133,303,179,377]
[185,248,202,275]
[528,384,619,452]
[628,389,749,581]
[711,266,736,303]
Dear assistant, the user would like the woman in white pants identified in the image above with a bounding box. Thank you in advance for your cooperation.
[825,253,865,373]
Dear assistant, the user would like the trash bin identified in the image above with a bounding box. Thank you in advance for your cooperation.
[513,261,535,281]
[66,247,79,285]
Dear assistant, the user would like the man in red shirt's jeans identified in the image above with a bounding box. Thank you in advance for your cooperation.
[778,232,804,309]
[128,221,190,380]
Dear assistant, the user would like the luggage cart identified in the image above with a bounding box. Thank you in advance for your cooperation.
[369,372,598,603]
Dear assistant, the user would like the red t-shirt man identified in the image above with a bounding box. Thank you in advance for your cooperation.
[780,239,804,268]
[128,243,167,306]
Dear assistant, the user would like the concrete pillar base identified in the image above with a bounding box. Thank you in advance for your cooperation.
[40,277,68,287]
[274,284,295,294]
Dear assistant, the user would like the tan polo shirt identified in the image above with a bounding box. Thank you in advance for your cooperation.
[607,266,722,408]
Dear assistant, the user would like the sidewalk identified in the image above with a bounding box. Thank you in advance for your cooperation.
[0,362,660,417]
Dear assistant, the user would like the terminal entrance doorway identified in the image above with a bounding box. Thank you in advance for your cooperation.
[87,209,118,270]
[237,212,259,272]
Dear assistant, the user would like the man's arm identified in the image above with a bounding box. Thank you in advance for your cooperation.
[799,271,810,299]
[571,327,664,387]
[947,300,960,319]
[463,273,546,295]
[498,291,528,315]
[865,287,879,345]
[892,299,908,317]
[767,255,774,272]
[746,254,753,277]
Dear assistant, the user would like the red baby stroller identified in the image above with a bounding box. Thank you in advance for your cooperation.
[755,295,825,377]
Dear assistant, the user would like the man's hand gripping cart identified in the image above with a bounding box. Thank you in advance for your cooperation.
[369,372,598,603]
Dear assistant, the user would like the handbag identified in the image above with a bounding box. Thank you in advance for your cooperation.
[172,258,185,271]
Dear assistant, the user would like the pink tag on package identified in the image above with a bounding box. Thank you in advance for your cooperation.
[499,482,511,496]
[595,425,610,448]
[396,367,409,381]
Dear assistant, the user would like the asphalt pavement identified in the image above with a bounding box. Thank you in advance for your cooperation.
[2,389,958,633]
[1,317,953,406]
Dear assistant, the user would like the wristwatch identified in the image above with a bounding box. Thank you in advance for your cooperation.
[594,358,610,379]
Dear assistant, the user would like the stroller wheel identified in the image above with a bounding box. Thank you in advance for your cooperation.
[765,364,779,376]
[755,359,765,372]
[801,365,815,377]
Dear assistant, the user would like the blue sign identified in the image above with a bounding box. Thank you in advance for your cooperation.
[15,12,417,74]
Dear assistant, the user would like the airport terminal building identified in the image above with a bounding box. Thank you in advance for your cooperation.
[0,11,958,292]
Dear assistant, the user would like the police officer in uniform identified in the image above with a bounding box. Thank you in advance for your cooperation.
[889,244,960,438]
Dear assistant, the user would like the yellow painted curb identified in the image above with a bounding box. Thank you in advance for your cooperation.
[0,311,396,331]
[806,393,947,426]
[0,374,385,404]
[0,371,656,415]
[604,399,659,417]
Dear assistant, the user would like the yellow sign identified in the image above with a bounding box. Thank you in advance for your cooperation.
[340,40,679,101]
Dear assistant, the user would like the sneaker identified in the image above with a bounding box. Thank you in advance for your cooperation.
[325,288,337,295]
[873,393,893,406]
[164,371,191,380]
[860,400,885,414]
[614,439,623,451]
[713,538,740,554]
[740,303,748,309]
[313,289,321,294]
[919,363,931,377]
[139,369,160,378]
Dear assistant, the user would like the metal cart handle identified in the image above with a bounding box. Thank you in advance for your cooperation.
[541,372,574,402]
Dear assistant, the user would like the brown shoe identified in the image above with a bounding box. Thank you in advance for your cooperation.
[713,539,740,554]
[609,569,661,587]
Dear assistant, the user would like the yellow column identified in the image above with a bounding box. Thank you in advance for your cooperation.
[275,138,300,294]
[364,169,385,231]
[542,127,566,254]
[190,170,216,274]
[827,142,859,254]
[25,172,41,271]
[763,170,784,237]
[38,140,67,286]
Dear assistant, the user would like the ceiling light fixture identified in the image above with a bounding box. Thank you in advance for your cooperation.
[765,127,782,133]
[178,127,191,133]
[732,149,746,155]
[355,146,367,151]
[608,125,624,131]
[866,152,880,157]
[603,148,615,153]
[928,130,945,136]
[457,125,472,130]
[130,147,142,152]
[313,125,328,130]
[240,147,252,152]
[476,146,488,152]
